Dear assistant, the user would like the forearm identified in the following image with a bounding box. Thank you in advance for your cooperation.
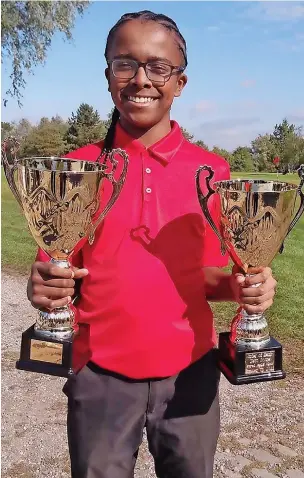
[204,267,237,302]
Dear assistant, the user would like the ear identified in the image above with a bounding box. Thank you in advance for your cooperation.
[105,67,110,92]
[174,73,187,98]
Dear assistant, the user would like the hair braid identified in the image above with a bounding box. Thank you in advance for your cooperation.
[102,106,120,155]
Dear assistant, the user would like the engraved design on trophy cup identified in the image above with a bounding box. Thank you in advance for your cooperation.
[2,137,129,376]
[196,165,304,384]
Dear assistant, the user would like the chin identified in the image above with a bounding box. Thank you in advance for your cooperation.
[123,111,162,130]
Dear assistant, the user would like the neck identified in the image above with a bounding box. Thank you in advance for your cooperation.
[119,115,172,148]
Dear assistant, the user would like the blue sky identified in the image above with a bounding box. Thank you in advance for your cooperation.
[2,1,304,150]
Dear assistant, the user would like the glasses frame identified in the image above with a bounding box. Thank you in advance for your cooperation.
[109,59,185,85]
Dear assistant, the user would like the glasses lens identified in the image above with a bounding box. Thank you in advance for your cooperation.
[146,63,172,83]
[112,59,137,79]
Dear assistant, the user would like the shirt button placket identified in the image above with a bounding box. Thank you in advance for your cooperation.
[143,155,152,203]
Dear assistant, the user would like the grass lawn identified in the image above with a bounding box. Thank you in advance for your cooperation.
[1,170,37,274]
[2,170,303,370]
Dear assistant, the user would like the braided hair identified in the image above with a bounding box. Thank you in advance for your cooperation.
[102,10,188,154]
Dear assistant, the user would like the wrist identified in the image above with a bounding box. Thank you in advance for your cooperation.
[204,267,238,302]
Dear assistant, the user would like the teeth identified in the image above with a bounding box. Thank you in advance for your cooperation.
[127,96,155,103]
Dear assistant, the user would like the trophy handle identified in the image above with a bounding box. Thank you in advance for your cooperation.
[1,137,23,208]
[279,166,304,253]
[88,148,129,244]
[196,165,227,255]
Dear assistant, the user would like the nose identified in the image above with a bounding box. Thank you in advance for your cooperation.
[130,65,152,88]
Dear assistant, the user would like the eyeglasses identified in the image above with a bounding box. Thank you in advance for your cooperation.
[109,59,185,86]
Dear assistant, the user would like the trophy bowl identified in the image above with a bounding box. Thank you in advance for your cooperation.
[196,165,304,385]
[2,137,128,377]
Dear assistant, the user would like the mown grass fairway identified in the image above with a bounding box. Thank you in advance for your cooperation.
[2,170,303,369]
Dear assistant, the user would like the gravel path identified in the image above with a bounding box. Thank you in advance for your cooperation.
[2,272,303,478]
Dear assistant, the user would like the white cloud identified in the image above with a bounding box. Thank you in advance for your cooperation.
[245,2,304,22]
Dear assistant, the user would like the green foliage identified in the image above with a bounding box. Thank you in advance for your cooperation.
[1,121,14,140]
[212,146,233,165]
[1,1,90,105]
[270,119,304,169]
[21,116,68,157]
[181,126,194,142]
[64,103,107,151]
[251,133,277,171]
[231,146,254,172]
[3,112,304,174]
[2,104,111,158]
[195,140,209,151]
[1,118,33,142]
[14,118,33,140]
[104,107,116,131]
[251,119,304,172]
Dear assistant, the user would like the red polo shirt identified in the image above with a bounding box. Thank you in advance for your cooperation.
[38,121,230,378]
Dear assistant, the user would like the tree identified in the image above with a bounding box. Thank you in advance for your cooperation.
[1,1,90,105]
[272,118,295,145]
[231,146,254,172]
[21,116,68,157]
[180,127,194,142]
[64,103,107,151]
[2,118,34,146]
[1,121,14,140]
[212,146,233,166]
[195,140,209,151]
[270,119,304,171]
[251,134,277,172]
[14,118,33,140]
[104,107,116,131]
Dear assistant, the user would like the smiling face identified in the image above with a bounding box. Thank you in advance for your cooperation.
[105,19,187,135]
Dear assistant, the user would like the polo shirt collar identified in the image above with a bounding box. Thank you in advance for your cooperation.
[113,120,185,164]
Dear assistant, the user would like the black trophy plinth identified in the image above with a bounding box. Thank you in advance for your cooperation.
[16,323,91,377]
[218,332,286,385]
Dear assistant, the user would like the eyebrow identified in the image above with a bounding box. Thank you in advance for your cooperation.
[112,54,174,65]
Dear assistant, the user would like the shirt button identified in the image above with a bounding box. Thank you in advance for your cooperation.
[146,188,152,193]
[146,168,151,174]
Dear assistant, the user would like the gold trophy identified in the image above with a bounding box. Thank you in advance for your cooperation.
[2,137,128,377]
[196,165,304,385]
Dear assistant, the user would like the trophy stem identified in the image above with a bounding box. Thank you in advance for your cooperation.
[230,274,270,349]
[34,258,75,341]
[233,309,270,349]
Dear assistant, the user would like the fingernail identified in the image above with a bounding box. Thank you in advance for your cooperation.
[67,296,72,303]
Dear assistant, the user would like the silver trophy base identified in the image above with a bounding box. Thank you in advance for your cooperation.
[235,309,270,348]
[35,307,74,340]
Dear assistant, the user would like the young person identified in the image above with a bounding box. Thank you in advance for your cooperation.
[28,11,277,478]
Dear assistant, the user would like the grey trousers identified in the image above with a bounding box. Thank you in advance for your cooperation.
[63,350,220,478]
